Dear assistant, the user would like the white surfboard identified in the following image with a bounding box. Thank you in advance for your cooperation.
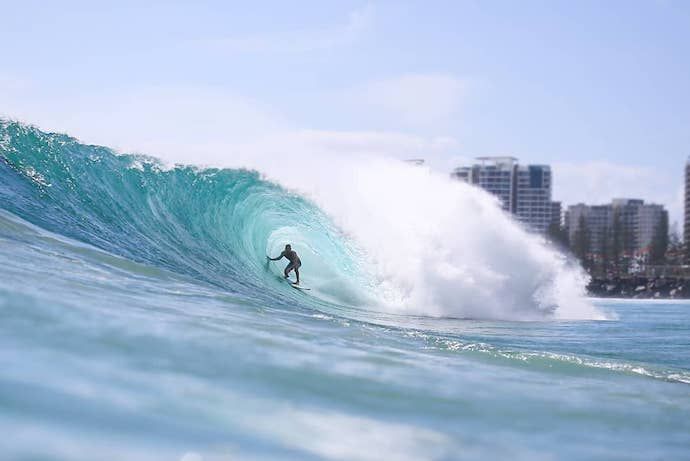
[288,280,310,291]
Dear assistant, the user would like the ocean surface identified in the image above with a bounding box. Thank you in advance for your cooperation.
[1,120,689,461]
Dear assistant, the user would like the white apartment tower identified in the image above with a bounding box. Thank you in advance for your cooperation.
[452,157,517,212]
[452,157,553,233]
[515,165,552,234]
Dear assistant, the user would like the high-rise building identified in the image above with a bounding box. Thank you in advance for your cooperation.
[566,199,667,258]
[612,199,665,255]
[550,201,563,229]
[452,157,517,212]
[685,158,690,262]
[452,157,555,233]
[567,204,612,254]
[634,201,667,253]
[515,165,552,233]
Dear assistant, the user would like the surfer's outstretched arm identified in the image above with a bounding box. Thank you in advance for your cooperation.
[267,251,285,261]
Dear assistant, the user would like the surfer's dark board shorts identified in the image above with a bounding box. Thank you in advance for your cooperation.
[285,261,301,272]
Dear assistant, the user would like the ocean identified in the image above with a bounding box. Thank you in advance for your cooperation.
[1,120,689,460]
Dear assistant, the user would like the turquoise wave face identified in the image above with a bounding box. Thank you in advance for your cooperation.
[0,120,367,309]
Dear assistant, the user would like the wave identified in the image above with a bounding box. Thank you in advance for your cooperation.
[0,119,604,320]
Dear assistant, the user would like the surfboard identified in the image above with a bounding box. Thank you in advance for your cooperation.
[291,285,310,291]
[288,280,310,290]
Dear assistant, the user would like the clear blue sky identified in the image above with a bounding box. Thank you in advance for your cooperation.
[1,1,688,223]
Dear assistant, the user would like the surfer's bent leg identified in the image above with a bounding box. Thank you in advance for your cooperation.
[294,261,301,284]
[284,262,295,278]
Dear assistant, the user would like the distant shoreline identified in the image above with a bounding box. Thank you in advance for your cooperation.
[587,276,689,299]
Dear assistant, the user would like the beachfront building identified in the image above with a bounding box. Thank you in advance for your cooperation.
[567,204,612,254]
[550,201,563,228]
[636,201,668,253]
[452,157,555,234]
[566,199,667,258]
[452,157,517,212]
[515,165,553,233]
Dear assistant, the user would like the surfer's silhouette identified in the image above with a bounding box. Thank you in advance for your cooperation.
[268,244,301,285]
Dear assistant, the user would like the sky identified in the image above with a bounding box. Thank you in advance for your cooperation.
[1,0,688,225]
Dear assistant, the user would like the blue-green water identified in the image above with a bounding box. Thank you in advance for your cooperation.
[1,121,689,460]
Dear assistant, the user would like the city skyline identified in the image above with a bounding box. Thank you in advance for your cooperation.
[0,1,688,222]
[453,155,679,236]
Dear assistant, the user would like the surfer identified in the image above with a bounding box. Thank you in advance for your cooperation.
[268,244,301,285]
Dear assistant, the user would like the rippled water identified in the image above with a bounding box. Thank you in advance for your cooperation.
[1,209,689,461]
